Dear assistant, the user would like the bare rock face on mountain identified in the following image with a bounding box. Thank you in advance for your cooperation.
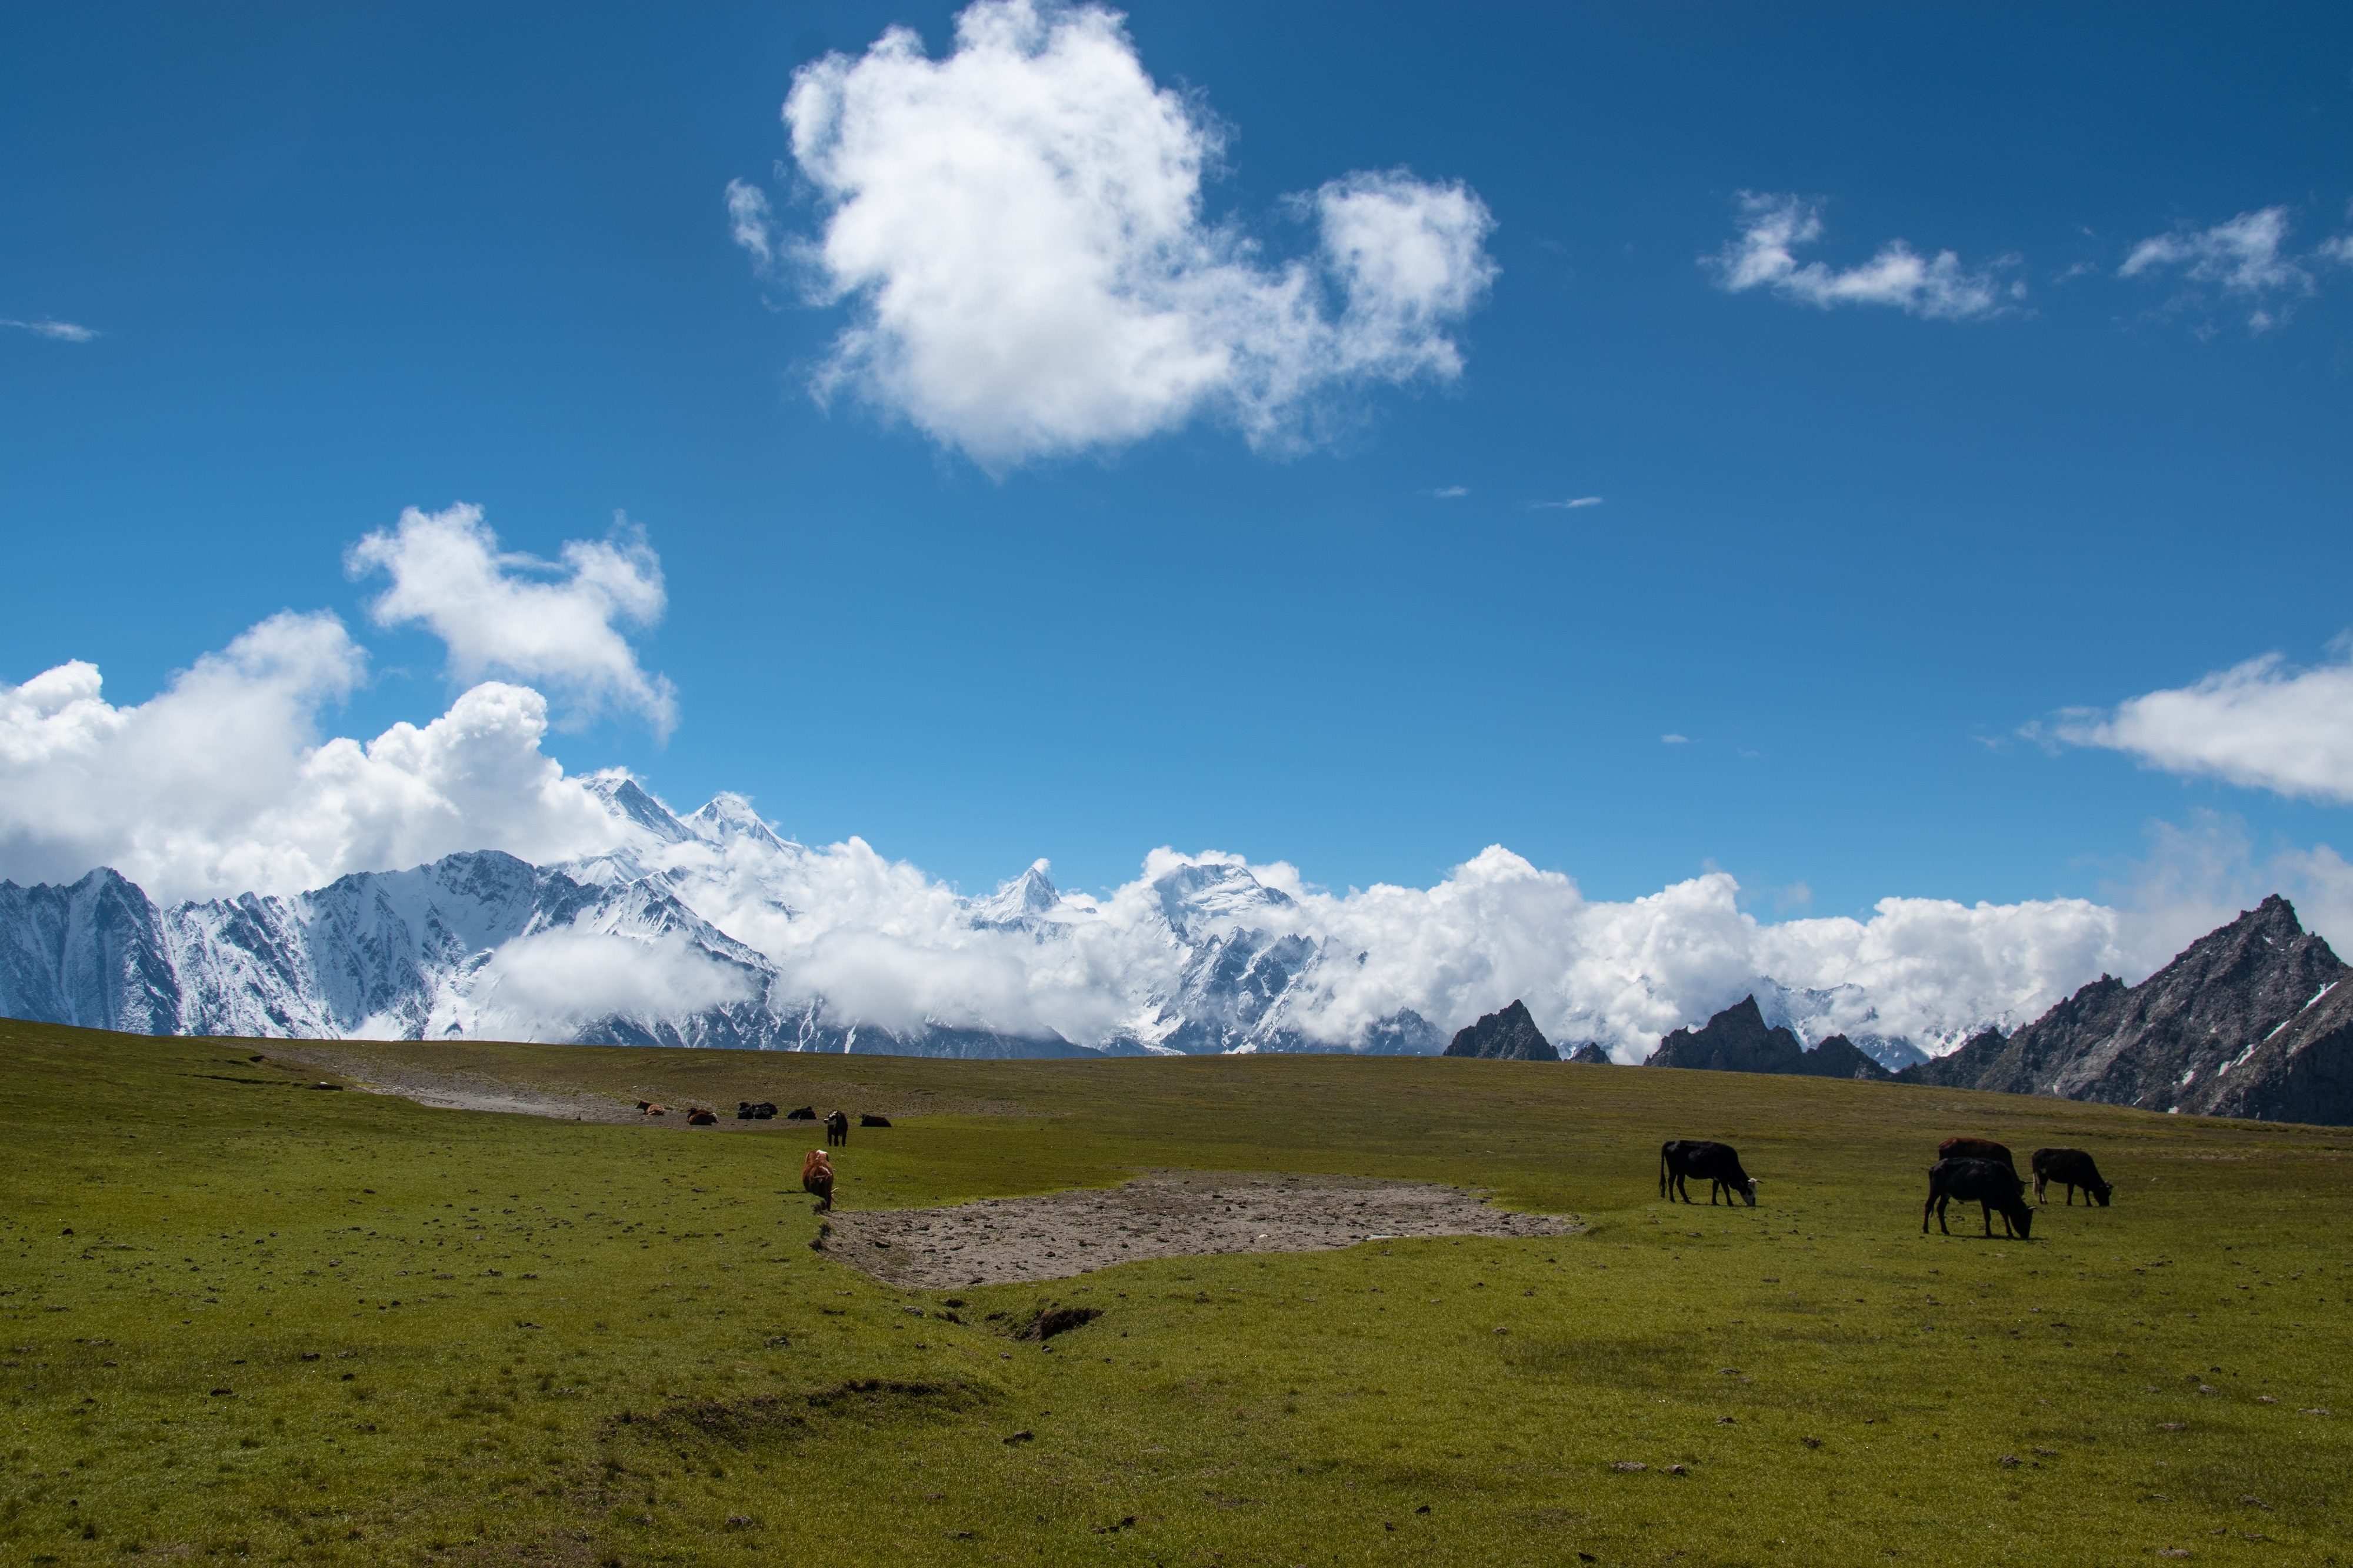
[1647,995,1804,1073]
[1567,1042,1612,1065]
[1898,895,2353,1125]
[1791,1033,1895,1081]
[1646,996,1892,1079]
[1442,1000,1561,1061]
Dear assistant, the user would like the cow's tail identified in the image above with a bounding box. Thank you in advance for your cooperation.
[1658,1146,1669,1199]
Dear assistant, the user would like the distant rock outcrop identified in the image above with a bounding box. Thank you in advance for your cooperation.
[1443,1000,1561,1061]
[1648,996,1803,1072]
[1646,996,1892,1079]
[1789,1033,1895,1082]
[1567,1042,1612,1065]
[1897,895,2353,1125]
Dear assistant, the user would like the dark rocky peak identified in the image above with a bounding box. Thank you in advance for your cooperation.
[1899,1025,2011,1088]
[1443,999,1560,1061]
[1566,1042,1612,1065]
[1646,995,1804,1073]
[1792,1033,1894,1081]
[1895,895,2353,1124]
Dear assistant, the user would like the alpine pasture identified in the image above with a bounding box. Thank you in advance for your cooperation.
[2,1020,2348,1566]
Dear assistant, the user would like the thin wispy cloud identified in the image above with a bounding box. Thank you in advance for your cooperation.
[1,317,97,342]
[1428,485,1469,499]
[1709,194,2016,321]
[1661,733,1692,745]
[1532,495,1603,511]
[735,0,1497,468]
[2119,206,2337,331]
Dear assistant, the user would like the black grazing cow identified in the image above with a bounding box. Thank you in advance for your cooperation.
[785,1106,817,1121]
[1659,1140,1758,1206]
[824,1109,850,1147]
[2031,1147,2113,1206]
[1922,1157,2033,1240]
[1937,1136,2015,1170]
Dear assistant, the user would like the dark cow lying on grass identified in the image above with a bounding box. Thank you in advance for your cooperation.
[801,1148,835,1211]
[859,1113,891,1128]
[785,1106,817,1121]
[1938,1136,2014,1169]
[685,1107,718,1126]
[825,1109,850,1146]
[2031,1147,2113,1206]
[1922,1157,2033,1240]
[737,1101,778,1121]
[1659,1140,1758,1206]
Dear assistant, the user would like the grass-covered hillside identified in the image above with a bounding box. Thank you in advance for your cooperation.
[2,1020,2348,1566]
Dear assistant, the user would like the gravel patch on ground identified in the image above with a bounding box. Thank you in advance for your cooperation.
[822,1169,1577,1288]
[269,1047,645,1123]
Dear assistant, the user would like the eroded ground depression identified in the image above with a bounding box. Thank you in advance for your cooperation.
[822,1169,1577,1288]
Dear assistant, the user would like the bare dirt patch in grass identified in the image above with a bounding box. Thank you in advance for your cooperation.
[272,1047,642,1123]
[822,1169,1577,1287]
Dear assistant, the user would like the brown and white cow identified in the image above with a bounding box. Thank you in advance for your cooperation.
[801,1148,836,1211]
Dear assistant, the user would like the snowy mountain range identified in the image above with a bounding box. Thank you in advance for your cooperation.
[0,775,2049,1061]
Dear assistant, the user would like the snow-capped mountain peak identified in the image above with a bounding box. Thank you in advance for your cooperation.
[1150,857,1294,940]
[969,859,1063,929]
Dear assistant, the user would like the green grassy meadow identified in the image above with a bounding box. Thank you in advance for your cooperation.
[2,1019,2348,1566]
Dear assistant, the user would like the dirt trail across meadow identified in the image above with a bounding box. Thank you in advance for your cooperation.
[822,1168,1577,1287]
[269,1046,645,1123]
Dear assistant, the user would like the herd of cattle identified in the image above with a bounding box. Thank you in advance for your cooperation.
[1659,1136,2113,1241]
[621,1097,894,1212]
[628,1102,892,1140]
[626,1093,2111,1242]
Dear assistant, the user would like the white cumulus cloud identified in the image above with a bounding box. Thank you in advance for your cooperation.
[750,0,1495,466]
[0,503,690,902]
[0,618,625,904]
[475,929,756,1035]
[1709,193,2014,320]
[348,503,678,737]
[2048,641,2353,804]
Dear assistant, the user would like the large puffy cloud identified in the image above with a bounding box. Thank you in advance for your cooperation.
[606,823,2143,1060]
[0,619,624,903]
[2048,642,2353,804]
[348,503,678,736]
[1708,193,2014,321]
[1187,847,2124,1057]
[472,929,756,1038]
[0,503,682,902]
[746,0,1495,466]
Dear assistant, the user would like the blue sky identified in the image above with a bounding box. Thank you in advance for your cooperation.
[4,1,2351,922]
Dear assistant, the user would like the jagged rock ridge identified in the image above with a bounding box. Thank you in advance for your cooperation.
[1645,995,1892,1080]
[1898,895,2353,1125]
[1442,1000,1560,1061]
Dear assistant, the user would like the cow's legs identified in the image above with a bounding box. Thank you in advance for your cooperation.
[2034,1173,2047,1205]
[1924,1190,1943,1235]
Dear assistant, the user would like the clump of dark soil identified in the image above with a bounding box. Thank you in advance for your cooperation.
[1016,1305,1102,1341]
[824,1169,1576,1287]
[618,1378,992,1449]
